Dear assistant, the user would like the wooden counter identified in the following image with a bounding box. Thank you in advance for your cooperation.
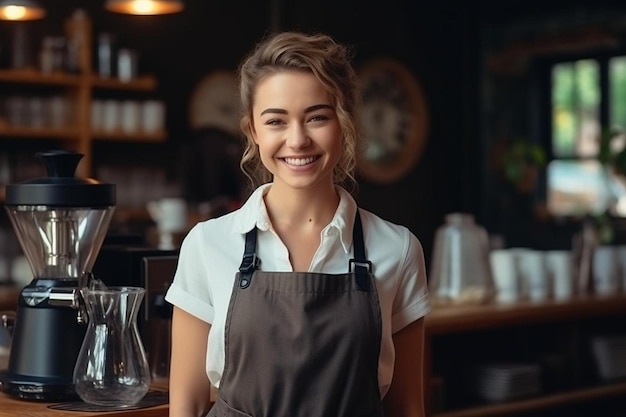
[0,286,173,416]
[0,391,169,417]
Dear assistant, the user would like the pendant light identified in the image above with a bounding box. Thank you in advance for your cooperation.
[0,0,45,21]
[105,0,184,15]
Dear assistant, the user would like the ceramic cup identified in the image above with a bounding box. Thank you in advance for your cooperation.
[545,250,573,300]
[120,100,141,134]
[516,249,549,301]
[141,100,165,134]
[146,197,187,234]
[490,249,519,303]
[592,245,619,296]
[102,99,120,132]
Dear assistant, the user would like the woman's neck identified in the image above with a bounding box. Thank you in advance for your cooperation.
[264,183,340,230]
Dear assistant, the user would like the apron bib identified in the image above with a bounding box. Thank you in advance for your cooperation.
[208,210,384,417]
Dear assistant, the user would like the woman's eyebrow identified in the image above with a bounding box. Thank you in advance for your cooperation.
[259,104,333,116]
[260,108,287,116]
[305,104,333,113]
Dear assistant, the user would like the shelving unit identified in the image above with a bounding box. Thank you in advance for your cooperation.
[424,294,626,416]
[0,68,165,179]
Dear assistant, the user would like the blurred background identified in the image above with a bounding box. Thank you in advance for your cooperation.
[1,0,626,276]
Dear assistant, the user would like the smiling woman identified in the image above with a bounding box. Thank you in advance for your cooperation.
[166,31,431,417]
[357,58,429,184]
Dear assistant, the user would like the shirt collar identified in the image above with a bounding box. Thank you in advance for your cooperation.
[330,187,357,254]
[231,183,272,235]
[230,183,358,254]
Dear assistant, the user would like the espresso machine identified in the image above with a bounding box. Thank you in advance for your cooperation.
[0,150,115,401]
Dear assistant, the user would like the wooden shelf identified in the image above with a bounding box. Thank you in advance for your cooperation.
[0,68,83,86]
[432,381,626,417]
[426,294,626,334]
[0,69,157,91]
[0,126,81,140]
[90,75,157,91]
[92,130,167,142]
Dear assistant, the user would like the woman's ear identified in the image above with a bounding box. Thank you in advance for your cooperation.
[247,120,259,144]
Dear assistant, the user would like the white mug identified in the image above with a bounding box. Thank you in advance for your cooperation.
[146,198,188,234]
[490,249,519,303]
[516,249,549,301]
[120,100,141,134]
[141,100,165,134]
[592,246,619,296]
[102,99,120,132]
[545,250,573,300]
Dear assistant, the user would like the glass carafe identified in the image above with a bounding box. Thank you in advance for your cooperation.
[73,286,151,407]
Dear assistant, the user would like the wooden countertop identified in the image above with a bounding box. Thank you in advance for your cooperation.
[0,391,169,417]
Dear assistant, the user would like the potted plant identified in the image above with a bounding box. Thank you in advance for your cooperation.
[498,138,547,194]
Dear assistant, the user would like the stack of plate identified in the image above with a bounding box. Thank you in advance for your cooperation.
[467,362,542,403]
[591,335,626,381]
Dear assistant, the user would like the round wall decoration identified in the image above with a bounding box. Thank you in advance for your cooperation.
[356,58,429,183]
[189,70,241,135]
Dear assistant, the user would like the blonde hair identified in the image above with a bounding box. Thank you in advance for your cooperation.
[238,31,361,193]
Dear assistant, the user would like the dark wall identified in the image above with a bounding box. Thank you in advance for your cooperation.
[8,0,626,268]
[0,0,483,266]
[117,0,479,265]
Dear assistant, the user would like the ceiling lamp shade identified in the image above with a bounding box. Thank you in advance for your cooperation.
[0,0,45,21]
[105,0,184,15]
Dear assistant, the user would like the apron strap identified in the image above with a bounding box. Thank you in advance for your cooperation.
[239,228,259,289]
[349,209,372,291]
[239,210,371,291]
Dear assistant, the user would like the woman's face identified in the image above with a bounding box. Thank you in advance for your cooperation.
[250,70,343,191]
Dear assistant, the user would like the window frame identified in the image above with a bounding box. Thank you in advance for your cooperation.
[532,49,626,217]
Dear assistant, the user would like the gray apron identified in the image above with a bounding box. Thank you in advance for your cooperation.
[207,210,384,417]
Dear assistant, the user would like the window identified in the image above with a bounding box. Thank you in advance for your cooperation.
[547,54,626,217]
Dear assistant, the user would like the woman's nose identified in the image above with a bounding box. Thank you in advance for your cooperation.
[286,124,311,148]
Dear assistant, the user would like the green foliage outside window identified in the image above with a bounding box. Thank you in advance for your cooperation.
[551,59,599,158]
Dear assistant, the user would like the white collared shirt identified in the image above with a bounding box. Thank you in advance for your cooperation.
[165,183,431,396]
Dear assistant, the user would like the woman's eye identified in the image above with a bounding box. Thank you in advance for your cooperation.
[308,115,328,123]
[265,119,283,126]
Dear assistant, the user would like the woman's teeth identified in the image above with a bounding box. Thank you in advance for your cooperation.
[284,156,317,166]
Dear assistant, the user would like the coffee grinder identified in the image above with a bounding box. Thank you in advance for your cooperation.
[0,150,115,401]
